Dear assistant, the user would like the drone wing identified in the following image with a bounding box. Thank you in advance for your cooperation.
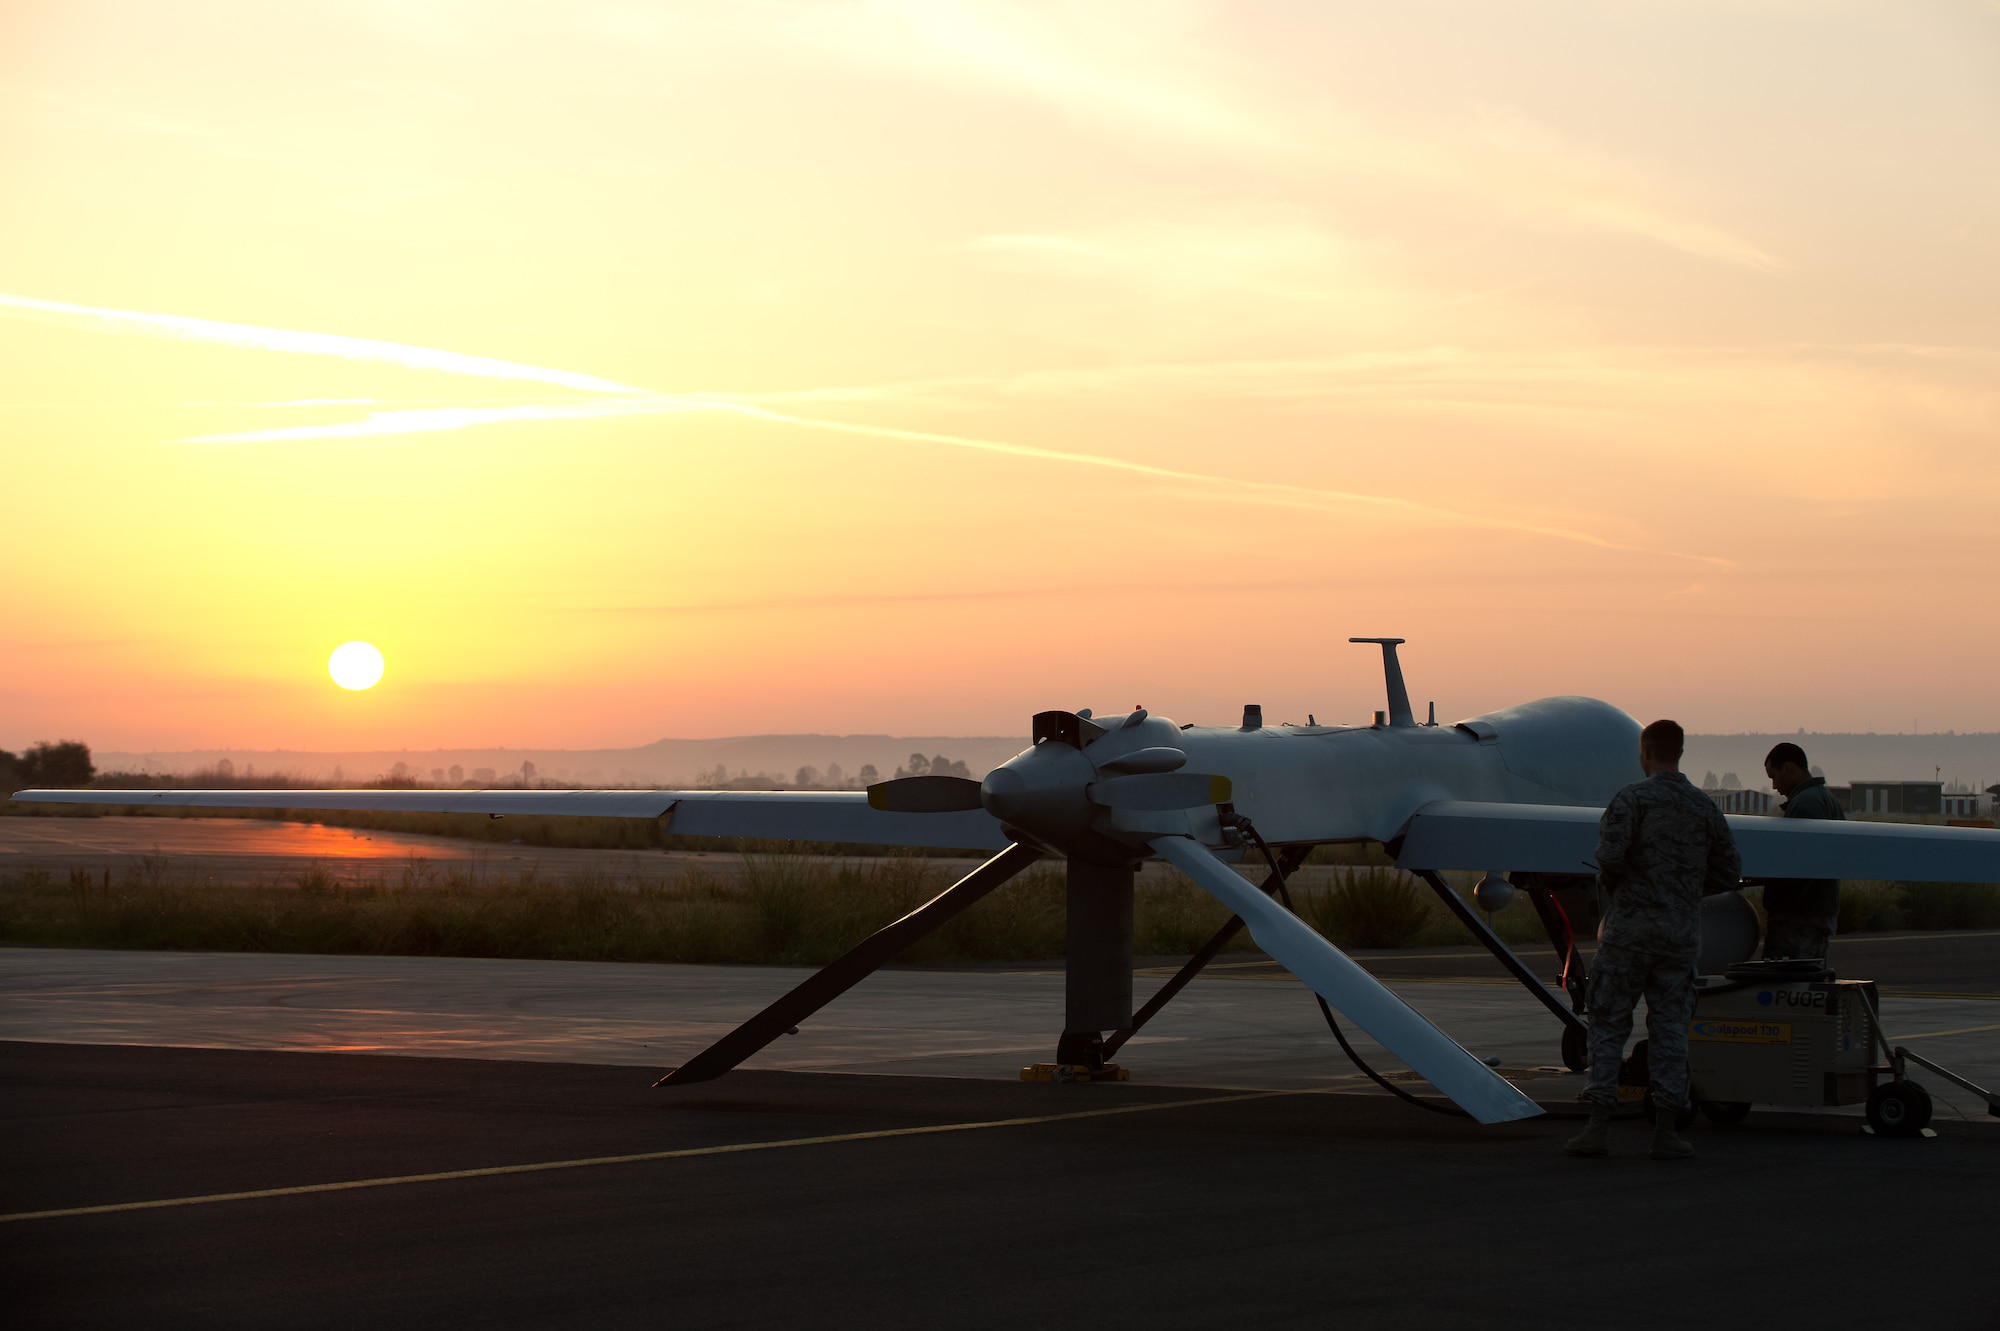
[1396,799,2000,882]
[8,787,1010,852]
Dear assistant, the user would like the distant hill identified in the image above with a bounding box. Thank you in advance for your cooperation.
[90,731,2000,793]
[91,735,1033,789]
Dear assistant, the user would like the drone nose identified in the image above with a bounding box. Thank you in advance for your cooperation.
[980,766,1027,820]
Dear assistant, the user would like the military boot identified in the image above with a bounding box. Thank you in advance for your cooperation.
[1564,1107,1612,1157]
[1650,1122,1694,1160]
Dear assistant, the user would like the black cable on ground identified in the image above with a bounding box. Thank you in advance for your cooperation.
[1237,821,1471,1119]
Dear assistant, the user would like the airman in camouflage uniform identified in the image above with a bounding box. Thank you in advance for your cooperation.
[1759,741,1844,961]
[1566,719,1741,1161]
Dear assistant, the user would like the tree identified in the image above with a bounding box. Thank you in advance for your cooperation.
[857,764,879,786]
[17,740,95,787]
[895,753,969,780]
[448,764,464,784]
[795,765,821,788]
[825,762,845,789]
[520,761,537,781]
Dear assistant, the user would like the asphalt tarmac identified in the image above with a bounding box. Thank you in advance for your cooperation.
[5,1041,1996,1329]
[9,944,1998,1097]
[6,817,1997,1325]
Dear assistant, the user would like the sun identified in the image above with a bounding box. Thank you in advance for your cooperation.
[328,641,385,691]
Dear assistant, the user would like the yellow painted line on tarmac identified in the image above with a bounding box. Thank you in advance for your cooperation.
[1892,1021,2000,1041]
[0,1087,1316,1226]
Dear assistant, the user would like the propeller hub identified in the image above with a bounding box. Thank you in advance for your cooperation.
[979,710,1227,860]
[978,766,1029,821]
[979,739,1098,851]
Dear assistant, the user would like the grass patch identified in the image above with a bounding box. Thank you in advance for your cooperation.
[1295,866,1435,948]
[1836,880,2000,934]
[0,856,1238,966]
[0,854,1579,965]
[1290,867,1552,950]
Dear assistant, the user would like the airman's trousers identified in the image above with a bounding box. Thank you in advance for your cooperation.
[1584,941,1699,1111]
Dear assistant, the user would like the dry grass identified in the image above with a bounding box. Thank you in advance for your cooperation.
[1832,880,2000,934]
[0,851,1557,964]
[0,855,1240,966]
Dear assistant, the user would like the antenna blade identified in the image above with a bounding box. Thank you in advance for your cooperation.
[1349,637,1416,727]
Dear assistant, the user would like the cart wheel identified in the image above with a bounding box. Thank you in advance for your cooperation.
[1699,1100,1751,1126]
[1866,1082,1933,1137]
[1643,1090,1698,1131]
[1561,1025,1588,1073]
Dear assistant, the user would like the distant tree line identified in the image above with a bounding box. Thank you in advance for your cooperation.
[691,754,973,791]
[3,740,978,800]
[0,740,95,793]
[893,754,971,780]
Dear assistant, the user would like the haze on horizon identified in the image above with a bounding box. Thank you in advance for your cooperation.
[4,1,1996,754]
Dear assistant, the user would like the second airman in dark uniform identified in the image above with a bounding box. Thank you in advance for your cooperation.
[1760,741,1844,961]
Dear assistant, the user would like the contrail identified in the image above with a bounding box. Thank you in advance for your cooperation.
[723,404,1732,567]
[185,392,1725,565]
[15,288,1724,566]
[0,292,646,396]
[182,397,719,443]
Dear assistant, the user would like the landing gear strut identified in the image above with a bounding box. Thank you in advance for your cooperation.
[1410,868,1588,1069]
[1050,858,1134,1074]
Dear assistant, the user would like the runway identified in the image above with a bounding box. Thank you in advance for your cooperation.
[6,837,1998,1325]
[5,1043,1997,1329]
[6,945,1999,1110]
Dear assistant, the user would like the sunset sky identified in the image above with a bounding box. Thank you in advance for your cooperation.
[4,1,1997,752]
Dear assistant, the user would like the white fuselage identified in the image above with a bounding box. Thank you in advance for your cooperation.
[1066,696,1643,854]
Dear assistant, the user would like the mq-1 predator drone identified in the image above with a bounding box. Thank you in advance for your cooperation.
[26,639,1999,1123]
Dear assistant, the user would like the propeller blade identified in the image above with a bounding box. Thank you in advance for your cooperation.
[1088,772,1232,811]
[1150,835,1540,1123]
[866,775,985,813]
[657,840,1042,1087]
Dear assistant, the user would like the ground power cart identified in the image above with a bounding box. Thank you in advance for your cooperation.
[1632,962,2000,1136]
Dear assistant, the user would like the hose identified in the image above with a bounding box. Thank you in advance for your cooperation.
[1237,821,1471,1119]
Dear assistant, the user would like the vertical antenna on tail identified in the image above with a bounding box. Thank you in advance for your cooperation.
[1349,638,1416,728]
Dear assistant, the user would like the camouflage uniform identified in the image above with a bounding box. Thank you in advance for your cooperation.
[1585,770,1742,1111]
[1761,776,1844,962]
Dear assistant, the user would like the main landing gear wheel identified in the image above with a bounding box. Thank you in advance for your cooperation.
[1561,1025,1588,1073]
[1866,1082,1933,1137]
[1643,1090,1698,1132]
[1699,1100,1752,1126]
